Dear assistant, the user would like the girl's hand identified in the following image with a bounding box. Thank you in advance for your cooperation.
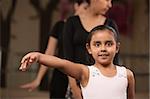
[19,52,40,71]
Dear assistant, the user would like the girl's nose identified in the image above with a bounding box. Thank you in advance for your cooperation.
[100,45,107,52]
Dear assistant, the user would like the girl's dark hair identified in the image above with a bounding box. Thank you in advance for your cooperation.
[86,25,119,45]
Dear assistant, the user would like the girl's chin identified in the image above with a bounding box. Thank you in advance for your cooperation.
[101,62,110,66]
[98,60,111,65]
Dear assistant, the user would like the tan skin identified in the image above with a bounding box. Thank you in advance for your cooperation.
[19,29,135,99]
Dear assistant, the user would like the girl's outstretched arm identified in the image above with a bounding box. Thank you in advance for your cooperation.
[19,52,87,81]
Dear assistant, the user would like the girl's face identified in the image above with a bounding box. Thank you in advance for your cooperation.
[90,0,112,15]
[87,30,119,65]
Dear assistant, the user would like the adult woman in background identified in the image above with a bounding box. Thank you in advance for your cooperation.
[63,0,120,98]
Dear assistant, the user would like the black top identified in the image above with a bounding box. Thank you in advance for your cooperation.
[50,20,65,58]
[63,15,119,65]
[49,21,69,98]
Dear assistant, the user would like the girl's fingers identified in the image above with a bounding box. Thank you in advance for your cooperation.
[19,60,28,71]
[29,56,35,63]
[21,55,29,63]
[21,53,32,63]
[19,63,24,70]
[19,59,35,71]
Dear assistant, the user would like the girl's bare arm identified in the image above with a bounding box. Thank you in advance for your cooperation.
[20,52,88,81]
[127,69,135,99]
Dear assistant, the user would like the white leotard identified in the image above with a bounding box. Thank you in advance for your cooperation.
[81,66,128,99]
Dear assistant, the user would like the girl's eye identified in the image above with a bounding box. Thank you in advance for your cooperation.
[95,43,101,47]
[106,42,113,47]
[93,42,101,47]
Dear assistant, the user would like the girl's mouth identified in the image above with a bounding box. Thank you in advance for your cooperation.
[98,54,109,56]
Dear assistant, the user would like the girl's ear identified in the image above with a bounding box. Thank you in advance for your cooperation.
[116,42,120,53]
[86,43,92,54]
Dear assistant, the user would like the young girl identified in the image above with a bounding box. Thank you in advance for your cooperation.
[19,25,135,99]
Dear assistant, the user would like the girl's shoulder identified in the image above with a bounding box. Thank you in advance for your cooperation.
[126,68,134,79]
[117,65,134,79]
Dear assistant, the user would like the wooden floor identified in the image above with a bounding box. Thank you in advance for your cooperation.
[0,88,149,99]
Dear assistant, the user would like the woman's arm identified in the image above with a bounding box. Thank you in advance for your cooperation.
[34,37,58,84]
[36,21,65,83]
[127,69,135,99]
[20,21,65,91]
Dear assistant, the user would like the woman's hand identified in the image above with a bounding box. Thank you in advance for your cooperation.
[20,79,41,92]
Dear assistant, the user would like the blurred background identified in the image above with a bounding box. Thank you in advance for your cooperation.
[0,0,149,99]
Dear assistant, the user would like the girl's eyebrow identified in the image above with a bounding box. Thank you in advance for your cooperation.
[93,41,101,43]
[105,40,113,43]
[93,40,113,43]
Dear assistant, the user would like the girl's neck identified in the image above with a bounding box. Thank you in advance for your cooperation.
[94,63,117,78]
[94,62,115,70]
